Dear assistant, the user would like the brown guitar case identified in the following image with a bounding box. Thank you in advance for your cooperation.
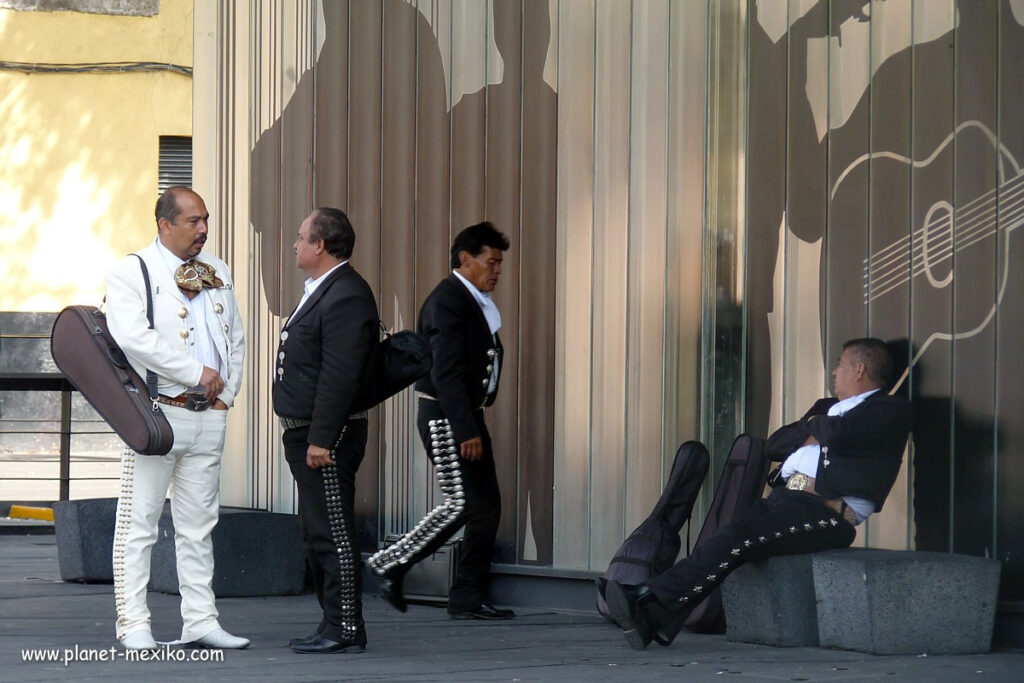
[50,255,173,455]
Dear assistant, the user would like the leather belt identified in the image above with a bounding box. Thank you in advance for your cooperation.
[157,393,209,412]
[279,412,368,431]
[279,416,312,431]
[785,473,858,525]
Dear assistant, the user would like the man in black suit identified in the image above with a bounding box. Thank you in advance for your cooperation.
[606,338,913,650]
[273,208,379,653]
[368,222,515,620]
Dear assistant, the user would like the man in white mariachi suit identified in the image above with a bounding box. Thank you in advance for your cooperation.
[105,187,248,650]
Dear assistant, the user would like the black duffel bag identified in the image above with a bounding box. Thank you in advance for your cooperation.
[352,325,432,411]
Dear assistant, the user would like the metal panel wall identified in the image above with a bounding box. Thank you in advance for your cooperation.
[552,0,710,569]
[552,0,596,569]
[200,1,1024,608]
[994,0,1024,605]
[204,0,709,573]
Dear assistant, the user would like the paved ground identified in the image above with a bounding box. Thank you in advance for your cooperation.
[2,532,1022,682]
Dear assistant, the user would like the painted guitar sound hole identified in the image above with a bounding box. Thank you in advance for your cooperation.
[921,200,954,289]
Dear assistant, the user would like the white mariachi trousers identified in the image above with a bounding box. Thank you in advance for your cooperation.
[112,404,227,642]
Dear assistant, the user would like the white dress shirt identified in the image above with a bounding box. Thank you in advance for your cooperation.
[289,260,348,326]
[155,239,221,381]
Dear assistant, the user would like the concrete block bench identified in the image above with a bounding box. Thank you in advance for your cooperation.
[150,506,306,597]
[53,498,306,596]
[814,549,1001,654]
[53,498,119,582]
[720,554,819,647]
[722,548,1001,655]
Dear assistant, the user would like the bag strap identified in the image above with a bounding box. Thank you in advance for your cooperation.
[131,254,161,411]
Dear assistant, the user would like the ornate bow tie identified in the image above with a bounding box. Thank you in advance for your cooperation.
[175,259,224,293]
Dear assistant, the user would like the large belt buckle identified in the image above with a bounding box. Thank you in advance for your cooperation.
[182,392,210,412]
[786,472,810,492]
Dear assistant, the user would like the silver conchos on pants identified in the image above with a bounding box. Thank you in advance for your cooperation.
[368,418,465,574]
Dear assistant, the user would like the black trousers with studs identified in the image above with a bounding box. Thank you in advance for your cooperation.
[283,418,368,643]
[415,401,501,612]
[646,487,857,614]
[366,401,501,613]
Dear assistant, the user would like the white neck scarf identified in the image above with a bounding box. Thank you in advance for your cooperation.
[452,270,502,335]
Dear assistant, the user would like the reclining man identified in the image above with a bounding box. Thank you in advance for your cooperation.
[606,337,913,650]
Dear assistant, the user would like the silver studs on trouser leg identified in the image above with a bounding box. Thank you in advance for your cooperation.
[675,513,838,606]
[322,426,360,641]
[112,445,135,638]
[368,418,466,574]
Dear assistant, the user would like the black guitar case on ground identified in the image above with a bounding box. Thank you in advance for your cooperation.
[50,256,173,455]
[677,433,770,635]
[596,440,710,620]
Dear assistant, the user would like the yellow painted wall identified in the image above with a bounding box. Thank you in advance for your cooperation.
[0,0,193,311]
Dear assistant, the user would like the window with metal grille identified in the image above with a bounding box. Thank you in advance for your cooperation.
[158,136,192,194]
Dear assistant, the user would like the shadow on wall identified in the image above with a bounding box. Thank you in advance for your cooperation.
[886,338,999,564]
[248,0,558,565]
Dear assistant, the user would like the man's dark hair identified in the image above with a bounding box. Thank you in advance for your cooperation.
[309,207,355,259]
[843,337,895,388]
[449,221,510,268]
[155,186,191,227]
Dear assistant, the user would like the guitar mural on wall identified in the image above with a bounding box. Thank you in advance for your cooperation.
[749,0,1024,594]
[752,0,1024,565]
[744,0,959,439]
[829,120,1024,392]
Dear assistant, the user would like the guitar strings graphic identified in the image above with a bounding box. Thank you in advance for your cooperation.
[826,121,1023,394]
[865,173,1024,302]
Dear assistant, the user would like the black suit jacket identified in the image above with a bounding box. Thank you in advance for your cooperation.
[765,391,913,510]
[415,274,502,443]
[272,262,379,449]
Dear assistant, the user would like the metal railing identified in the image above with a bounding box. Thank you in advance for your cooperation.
[0,331,118,501]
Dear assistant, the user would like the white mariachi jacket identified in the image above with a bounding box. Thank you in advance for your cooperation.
[105,238,245,407]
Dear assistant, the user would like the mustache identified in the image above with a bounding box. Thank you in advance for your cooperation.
[193,235,207,245]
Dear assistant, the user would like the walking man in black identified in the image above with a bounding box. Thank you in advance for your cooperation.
[606,337,913,649]
[369,222,515,620]
[273,208,379,653]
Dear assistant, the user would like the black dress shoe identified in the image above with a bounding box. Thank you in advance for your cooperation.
[288,631,321,647]
[377,570,407,613]
[604,580,653,650]
[448,602,515,620]
[652,618,684,647]
[291,634,366,654]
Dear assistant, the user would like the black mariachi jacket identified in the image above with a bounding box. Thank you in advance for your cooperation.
[765,391,913,510]
[272,263,379,449]
[415,274,502,443]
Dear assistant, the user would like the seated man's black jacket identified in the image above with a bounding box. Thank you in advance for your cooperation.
[765,391,912,510]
